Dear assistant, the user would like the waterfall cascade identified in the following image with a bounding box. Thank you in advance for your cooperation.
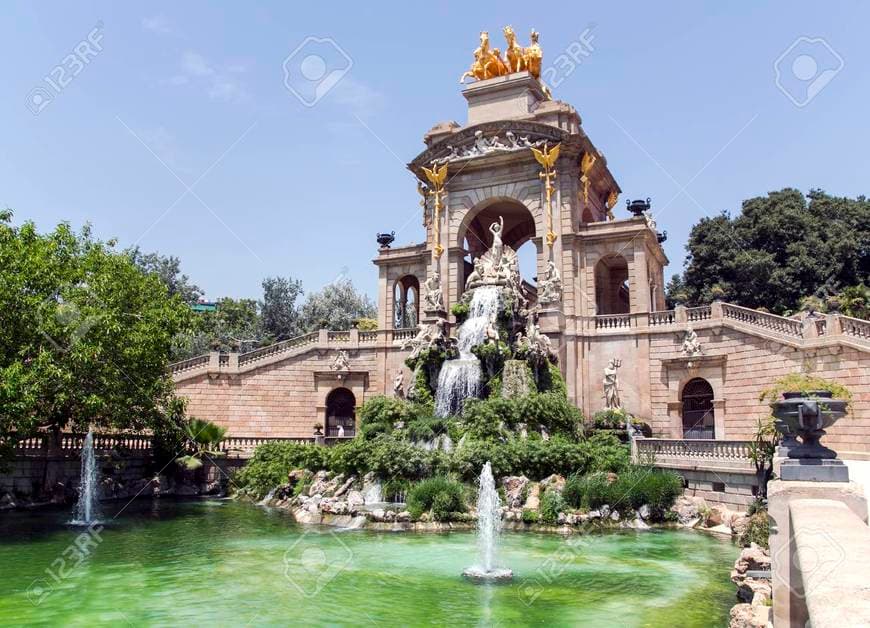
[71,430,100,525]
[434,286,501,417]
[463,461,513,581]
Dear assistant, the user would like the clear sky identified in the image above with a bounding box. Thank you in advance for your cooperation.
[2,2,868,302]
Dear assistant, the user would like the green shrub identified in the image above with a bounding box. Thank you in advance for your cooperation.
[462,397,519,440]
[404,415,451,443]
[521,509,540,524]
[407,477,465,520]
[540,490,566,525]
[759,373,852,410]
[382,478,410,502]
[535,362,567,397]
[584,432,630,473]
[357,396,405,440]
[450,302,470,322]
[562,466,682,513]
[519,393,584,438]
[233,442,329,498]
[739,511,770,549]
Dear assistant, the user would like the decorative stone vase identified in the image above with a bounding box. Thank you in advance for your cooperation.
[376,231,395,248]
[771,391,847,460]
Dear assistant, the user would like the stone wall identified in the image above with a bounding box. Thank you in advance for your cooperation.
[175,342,411,438]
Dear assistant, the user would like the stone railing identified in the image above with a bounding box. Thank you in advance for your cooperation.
[649,310,676,326]
[170,354,210,375]
[841,315,870,340]
[12,433,154,453]
[634,438,754,473]
[595,313,632,330]
[236,332,319,368]
[686,304,712,322]
[10,432,315,460]
[217,436,315,458]
[636,438,752,461]
[170,328,420,380]
[721,302,803,337]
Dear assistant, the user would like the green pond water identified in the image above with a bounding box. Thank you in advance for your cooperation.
[0,499,738,627]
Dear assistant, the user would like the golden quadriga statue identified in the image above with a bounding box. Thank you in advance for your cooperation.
[459,26,551,98]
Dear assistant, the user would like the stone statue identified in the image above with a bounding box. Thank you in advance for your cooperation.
[538,259,563,304]
[465,257,484,290]
[603,358,622,410]
[681,326,702,357]
[393,369,405,399]
[423,271,445,311]
[337,424,345,438]
[331,350,350,372]
[524,317,554,362]
[484,314,499,344]
[489,216,505,271]
[401,319,447,361]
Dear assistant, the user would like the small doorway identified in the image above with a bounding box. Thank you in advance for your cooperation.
[325,388,356,438]
[681,378,715,439]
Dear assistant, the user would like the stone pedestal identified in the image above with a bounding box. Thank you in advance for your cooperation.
[422,307,447,325]
[779,458,849,482]
[462,71,547,125]
[537,308,565,335]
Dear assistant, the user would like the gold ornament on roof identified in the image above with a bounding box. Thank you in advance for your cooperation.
[459,27,552,98]
[580,152,597,205]
[605,189,619,221]
[422,163,448,258]
[531,142,561,247]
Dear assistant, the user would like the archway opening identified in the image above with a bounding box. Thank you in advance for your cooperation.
[594,254,630,314]
[325,387,356,438]
[393,275,419,329]
[681,378,714,439]
[459,198,537,297]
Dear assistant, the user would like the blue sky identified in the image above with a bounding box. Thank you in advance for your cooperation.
[2,2,868,302]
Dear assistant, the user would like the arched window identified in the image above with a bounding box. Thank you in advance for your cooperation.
[594,254,630,314]
[682,378,715,439]
[394,275,420,328]
[326,388,356,438]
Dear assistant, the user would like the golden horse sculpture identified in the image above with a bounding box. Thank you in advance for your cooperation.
[460,26,550,97]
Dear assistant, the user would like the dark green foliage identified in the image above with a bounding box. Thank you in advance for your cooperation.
[450,434,628,482]
[450,302,470,322]
[404,415,451,443]
[520,393,584,439]
[472,340,511,382]
[0,211,193,462]
[535,362,568,397]
[540,490,566,525]
[668,189,870,314]
[739,510,770,549]
[521,509,540,524]
[406,347,453,404]
[407,477,465,521]
[357,395,404,440]
[233,442,329,498]
[562,466,683,514]
[462,396,520,440]
[382,478,410,502]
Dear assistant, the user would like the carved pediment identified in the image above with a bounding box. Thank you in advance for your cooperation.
[409,121,570,171]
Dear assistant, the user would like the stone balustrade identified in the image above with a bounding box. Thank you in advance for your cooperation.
[168,302,868,381]
[721,302,804,337]
[9,432,314,459]
[634,437,755,474]
[841,314,870,340]
[170,328,419,380]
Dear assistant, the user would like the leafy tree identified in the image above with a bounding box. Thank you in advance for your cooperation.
[127,246,203,305]
[260,276,303,341]
[668,189,870,314]
[0,211,192,459]
[298,277,376,331]
[174,297,261,358]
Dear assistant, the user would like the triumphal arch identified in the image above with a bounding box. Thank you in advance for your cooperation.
[173,28,870,491]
